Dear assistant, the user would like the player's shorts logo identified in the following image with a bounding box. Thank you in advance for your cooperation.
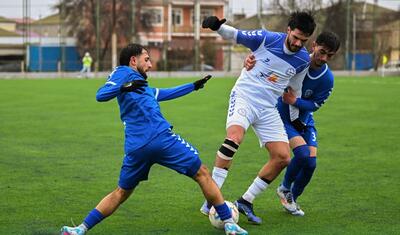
[237,108,247,116]
[286,68,296,76]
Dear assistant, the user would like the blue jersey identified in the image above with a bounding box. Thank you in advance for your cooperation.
[278,63,334,127]
[96,66,195,154]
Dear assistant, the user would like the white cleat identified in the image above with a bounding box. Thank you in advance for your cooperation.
[60,226,86,235]
[287,205,305,216]
[224,222,248,235]
[276,186,297,212]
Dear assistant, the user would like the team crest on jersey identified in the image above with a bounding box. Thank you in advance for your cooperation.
[304,89,313,98]
[286,68,296,76]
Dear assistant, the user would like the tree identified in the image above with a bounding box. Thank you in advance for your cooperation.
[55,0,145,70]
[269,0,323,14]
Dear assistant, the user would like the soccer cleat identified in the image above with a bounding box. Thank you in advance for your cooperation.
[224,222,248,235]
[200,200,211,216]
[276,186,297,212]
[234,200,262,225]
[287,204,305,216]
[60,226,86,235]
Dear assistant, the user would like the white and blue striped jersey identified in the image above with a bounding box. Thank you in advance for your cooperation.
[278,63,334,127]
[96,66,195,154]
[218,25,310,109]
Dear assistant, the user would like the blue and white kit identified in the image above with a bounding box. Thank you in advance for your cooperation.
[96,66,201,190]
[217,24,310,145]
[277,63,334,146]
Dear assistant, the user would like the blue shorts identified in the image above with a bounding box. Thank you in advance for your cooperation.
[284,122,318,147]
[118,129,202,190]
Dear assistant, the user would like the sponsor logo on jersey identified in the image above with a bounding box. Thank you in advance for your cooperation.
[241,30,263,37]
[259,71,268,79]
[304,89,313,98]
[286,68,296,76]
[267,73,278,83]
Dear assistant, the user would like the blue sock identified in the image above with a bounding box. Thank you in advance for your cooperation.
[214,202,232,221]
[83,208,105,230]
[282,145,310,190]
[292,157,317,201]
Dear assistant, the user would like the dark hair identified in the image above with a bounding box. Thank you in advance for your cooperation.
[288,11,316,36]
[119,43,148,66]
[316,31,341,52]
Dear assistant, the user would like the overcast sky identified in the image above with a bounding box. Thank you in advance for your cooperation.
[0,0,398,20]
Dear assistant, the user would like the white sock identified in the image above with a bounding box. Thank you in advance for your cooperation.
[212,167,228,188]
[242,176,269,203]
[223,218,235,224]
[78,224,88,231]
[279,184,289,191]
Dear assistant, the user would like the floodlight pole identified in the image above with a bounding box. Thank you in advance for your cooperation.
[131,0,136,43]
[345,0,350,70]
[352,12,356,72]
[194,0,200,71]
[96,0,100,73]
[372,0,377,70]
[226,0,232,72]
[111,0,117,70]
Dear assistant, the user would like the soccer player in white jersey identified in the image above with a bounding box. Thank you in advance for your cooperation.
[244,31,340,216]
[200,12,316,224]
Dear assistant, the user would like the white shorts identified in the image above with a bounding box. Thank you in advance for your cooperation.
[226,90,288,146]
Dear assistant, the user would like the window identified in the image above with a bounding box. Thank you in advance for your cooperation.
[141,7,163,27]
[191,8,214,25]
[172,8,183,26]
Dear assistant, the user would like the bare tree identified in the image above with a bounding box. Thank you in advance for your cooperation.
[55,0,146,69]
[269,0,323,14]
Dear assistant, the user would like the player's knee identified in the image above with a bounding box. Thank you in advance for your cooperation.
[193,164,210,181]
[217,138,240,161]
[293,145,310,161]
[279,154,291,167]
[270,149,291,167]
[226,133,243,145]
[114,187,133,203]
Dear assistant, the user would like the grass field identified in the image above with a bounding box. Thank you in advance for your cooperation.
[1,76,399,235]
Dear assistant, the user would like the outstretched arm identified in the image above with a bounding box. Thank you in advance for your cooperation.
[154,75,212,102]
[202,16,266,52]
[96,72,147,102]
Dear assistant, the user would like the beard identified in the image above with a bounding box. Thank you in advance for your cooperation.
[286,38,301,52]
[137,66,148,79]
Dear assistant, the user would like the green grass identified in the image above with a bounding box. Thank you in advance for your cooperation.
[1,76,399,234]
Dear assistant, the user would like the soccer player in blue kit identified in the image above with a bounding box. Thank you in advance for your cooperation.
[200,12,315,224]
[61,44,248,235]
[245,31,340,216]
[277,31,340,216]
